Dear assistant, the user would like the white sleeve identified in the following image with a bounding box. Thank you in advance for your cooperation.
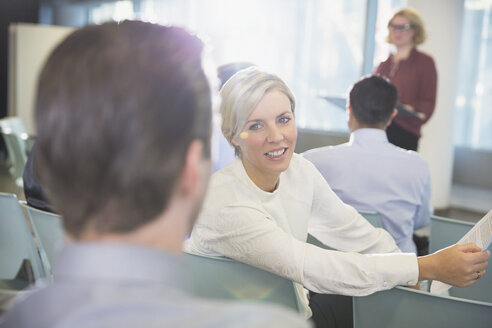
[188,204,418,296]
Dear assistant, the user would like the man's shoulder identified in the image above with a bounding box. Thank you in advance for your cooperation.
[301,143,348,161]
[390,145,428,165]
[69,298,310,328]
[290,153,329,176]
[383,146,430,182]
[0,285,309,328]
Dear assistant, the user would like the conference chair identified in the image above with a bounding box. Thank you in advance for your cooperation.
[353,285,492,328]
[0,117,32,187]
[358,210,383,228]
[429,214,475,253]
[20,202,64,277]
[429,214,492,303]
[0,193,45,286]
[185,252,302,313]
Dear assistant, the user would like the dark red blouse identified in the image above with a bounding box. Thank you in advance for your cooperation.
[375,48,437,137]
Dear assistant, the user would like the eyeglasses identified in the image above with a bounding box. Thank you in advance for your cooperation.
[389,23,413,32]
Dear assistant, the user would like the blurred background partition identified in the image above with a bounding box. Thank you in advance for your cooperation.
[8,23,74,135]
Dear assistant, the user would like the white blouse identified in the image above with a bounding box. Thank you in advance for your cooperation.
[185,154,418,316]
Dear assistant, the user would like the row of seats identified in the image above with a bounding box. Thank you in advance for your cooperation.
[355,213,492,327]
[353,285,492,327]
[187,211,492,326]
[1,193,491,324]
[429,214,492,303]
[0,117,34,188]
[0,192,64,314]
[0,193,63,285]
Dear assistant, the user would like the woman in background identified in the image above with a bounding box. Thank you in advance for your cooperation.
[375,8,437,151]
[185,67,488,327]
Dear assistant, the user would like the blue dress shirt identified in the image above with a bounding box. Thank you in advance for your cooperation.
[303,128,432,253]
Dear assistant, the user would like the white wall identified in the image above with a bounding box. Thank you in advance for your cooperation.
[8,23,74,135]
[407,0,465,209]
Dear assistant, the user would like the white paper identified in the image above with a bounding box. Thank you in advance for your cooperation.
[430,209,492,295]
[482,234,492,251]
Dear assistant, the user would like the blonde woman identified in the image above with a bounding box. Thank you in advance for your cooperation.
[375,8,437,151]
[185,68,487,327]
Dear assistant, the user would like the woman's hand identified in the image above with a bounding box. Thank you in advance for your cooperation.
[402,103,426,120]
[417,243,490,287]
[402,104,415,112]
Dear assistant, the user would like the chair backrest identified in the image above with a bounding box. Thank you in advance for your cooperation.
[185,253,302,313]
[0,193,44,281]
[0,116,27,135]
[430,214,492,303]
[353,286,492,328]
[20,202,65,277]
[358,210,383,228]
[0,117,29,186]
[429,215,474,253]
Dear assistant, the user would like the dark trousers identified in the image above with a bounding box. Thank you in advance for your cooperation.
[413,234,429,256]
[309,292,353,328]
[386,123,419,151]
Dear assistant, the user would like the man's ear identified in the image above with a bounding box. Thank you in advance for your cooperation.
[347,105,353,117]
[346,105,355,130]
[179,140,209,198]
[386,108,398,128]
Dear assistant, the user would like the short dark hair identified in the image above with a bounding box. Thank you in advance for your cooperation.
[35,21,211,237]
[349,75,398,127]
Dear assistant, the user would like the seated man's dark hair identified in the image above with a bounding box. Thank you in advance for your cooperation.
[349,75,398,127]
[35,21,211,237]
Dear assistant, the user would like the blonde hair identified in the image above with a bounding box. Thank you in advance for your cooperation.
[387,8,427,46]
[219,67,295,157]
